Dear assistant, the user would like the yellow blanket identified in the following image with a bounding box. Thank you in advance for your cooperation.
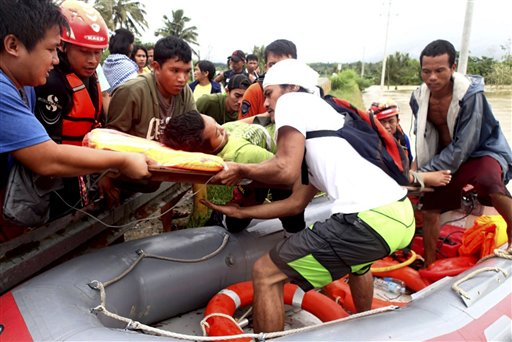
[84,128,224,172]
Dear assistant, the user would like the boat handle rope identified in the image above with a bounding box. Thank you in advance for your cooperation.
[477,247,512,264]
[89,233,230,289]
[451,248,512,300]
[90,280,398,342]
[451,266,509,300]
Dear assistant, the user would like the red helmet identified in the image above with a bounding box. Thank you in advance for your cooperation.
[60,0,108,49]
[369,97,399,120]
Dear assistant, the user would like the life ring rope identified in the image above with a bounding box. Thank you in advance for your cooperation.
[89,253,399,342]
[201,312,242,336]
[92,292,398,341]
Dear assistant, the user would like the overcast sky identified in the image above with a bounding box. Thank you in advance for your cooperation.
[138,0,511,64]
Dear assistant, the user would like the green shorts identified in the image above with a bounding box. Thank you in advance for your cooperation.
[269,197,415,291]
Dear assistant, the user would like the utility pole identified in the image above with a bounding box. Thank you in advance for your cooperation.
[380,0,392,95]
[458,0,475,74]
[361,46,365,77]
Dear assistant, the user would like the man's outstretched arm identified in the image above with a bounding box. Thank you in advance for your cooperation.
[211,126,305,187]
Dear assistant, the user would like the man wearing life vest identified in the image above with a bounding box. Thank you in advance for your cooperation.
[34,0,109,218]
[0,0,149,241]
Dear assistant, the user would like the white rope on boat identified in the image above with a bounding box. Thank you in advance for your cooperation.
[88,234,230,289]
[90,259,400,340]
[477,247,512,264]
[200,312,243,336]
[451,266,509,300]
[452,248,512,299]
[93,300,398,341]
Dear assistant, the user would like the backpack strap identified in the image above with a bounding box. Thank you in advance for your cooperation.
[302,130,340,185]
[301,148,309,185]
[306,130,339,139]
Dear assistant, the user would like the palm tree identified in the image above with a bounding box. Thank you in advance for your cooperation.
[252,45,266,72]
[94,0,148,37]
[154,9,199,56]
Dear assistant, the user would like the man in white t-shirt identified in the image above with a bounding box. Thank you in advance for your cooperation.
[203,59,415,333]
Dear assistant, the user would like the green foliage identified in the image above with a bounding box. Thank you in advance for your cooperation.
[384,52,421,86]
[186,185,233,228]
[330,69,357,90]
[487,60,512,85]
[328,70,365,108]
[251,45,266,72]
[154,9,199,57]
[94,0,148,36]
[90,4,511,87]
[309,62,340,76]
[467,56,495,78]
[480,43,512,85]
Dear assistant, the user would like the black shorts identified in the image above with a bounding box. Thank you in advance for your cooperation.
[269,198,415,291]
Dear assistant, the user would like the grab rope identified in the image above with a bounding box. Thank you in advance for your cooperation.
[451,248,511,300]
[451,266,509,300]
[90,278,398,342]
[89,234,229,289]
[477,247,512,264]
[88,241,398,341]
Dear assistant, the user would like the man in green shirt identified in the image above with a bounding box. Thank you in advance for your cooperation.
[196,74,251,125]
[107,36,196,141]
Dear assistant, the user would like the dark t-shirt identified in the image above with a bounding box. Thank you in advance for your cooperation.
[222,69,249,87]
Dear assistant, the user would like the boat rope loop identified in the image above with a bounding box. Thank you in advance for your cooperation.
[451,266,509,300]
[200,313,241,335]
[92,291,398,342]
[89,234,230,290]
[88,233,234,340]
[477,247,512,264]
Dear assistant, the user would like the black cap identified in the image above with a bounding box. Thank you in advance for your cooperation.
[229,50,246,63]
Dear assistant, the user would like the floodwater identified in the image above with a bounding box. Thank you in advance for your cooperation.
[362,85,512,192]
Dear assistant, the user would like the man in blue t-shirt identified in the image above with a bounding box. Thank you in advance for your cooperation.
[0,0,150,241]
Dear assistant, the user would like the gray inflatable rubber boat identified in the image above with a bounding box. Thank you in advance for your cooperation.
[1,195,511,341]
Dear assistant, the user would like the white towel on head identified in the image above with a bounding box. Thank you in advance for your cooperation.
[263,59,318,93]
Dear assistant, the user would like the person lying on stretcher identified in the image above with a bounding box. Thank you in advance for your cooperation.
[161,110,305,234]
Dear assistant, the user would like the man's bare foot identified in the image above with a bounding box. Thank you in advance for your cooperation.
[421,170,451,187]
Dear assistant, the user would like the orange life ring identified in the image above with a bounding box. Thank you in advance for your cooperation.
[203,281,348,341]
[323,278,407,314]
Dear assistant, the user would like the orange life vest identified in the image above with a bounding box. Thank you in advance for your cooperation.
[61,73,102,146]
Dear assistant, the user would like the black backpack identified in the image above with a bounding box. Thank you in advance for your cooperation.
[302,95,410,186]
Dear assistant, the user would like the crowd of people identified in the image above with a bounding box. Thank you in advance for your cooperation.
[1,0,511,334]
